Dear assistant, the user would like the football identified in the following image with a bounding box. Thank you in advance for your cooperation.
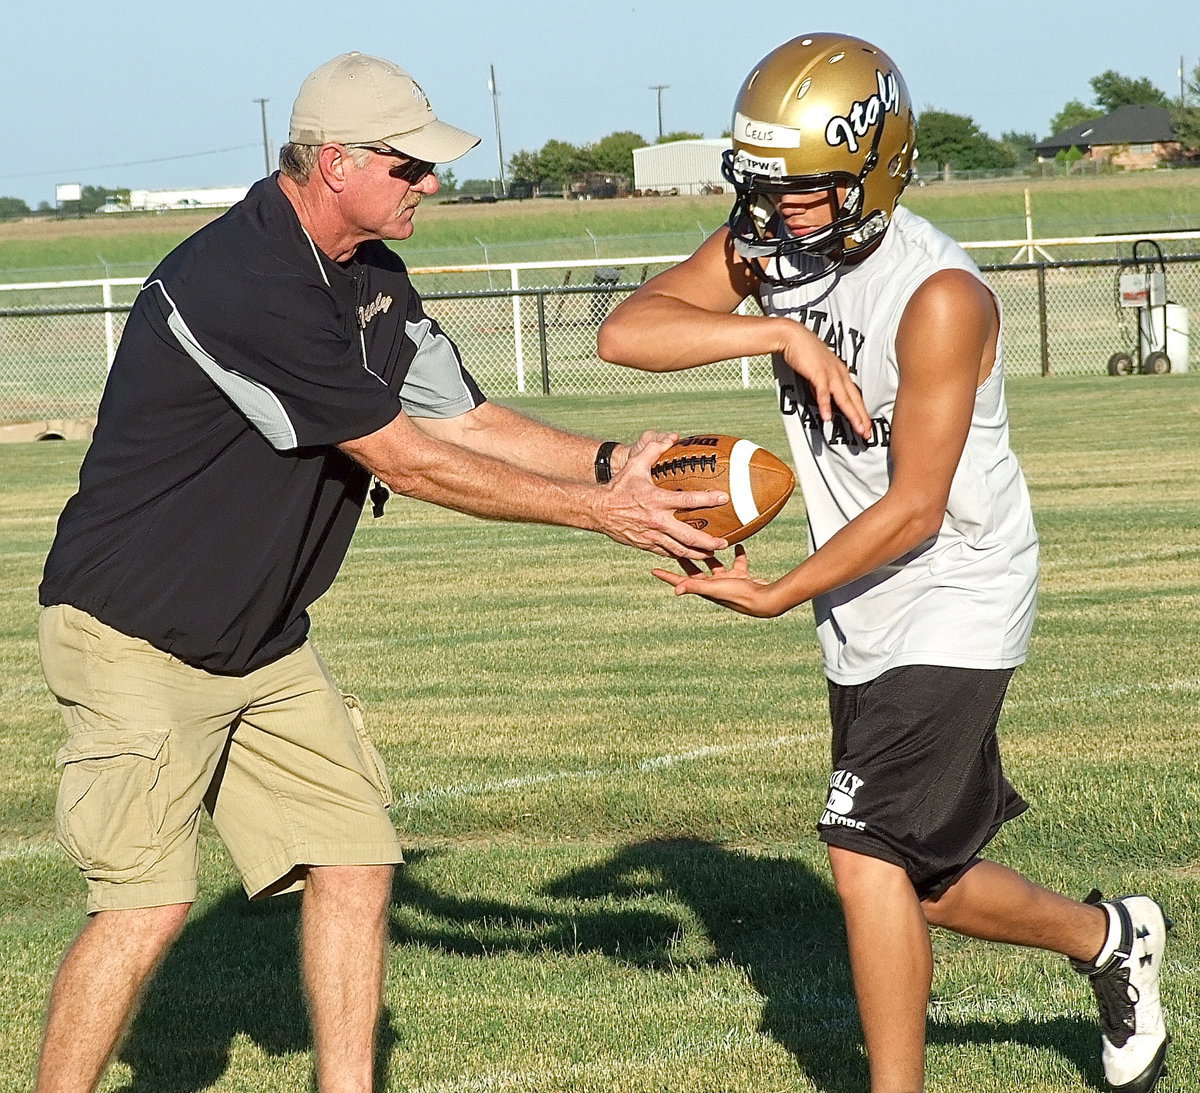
[650,434,795,544]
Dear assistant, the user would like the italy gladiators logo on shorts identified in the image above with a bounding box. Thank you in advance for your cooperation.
[821,769,867,831]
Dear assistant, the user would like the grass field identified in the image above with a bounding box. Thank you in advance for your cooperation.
[4,170,1200,279]
[0,377,1197,1092]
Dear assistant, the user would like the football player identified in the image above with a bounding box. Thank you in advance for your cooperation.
[600,33,1170,1093]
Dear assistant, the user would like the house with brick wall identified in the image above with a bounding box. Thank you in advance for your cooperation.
[1035,104,1179,169]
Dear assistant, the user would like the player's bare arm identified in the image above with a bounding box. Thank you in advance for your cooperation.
[339,410,729,559]
[598,229,870,438]
[656,270,998,614]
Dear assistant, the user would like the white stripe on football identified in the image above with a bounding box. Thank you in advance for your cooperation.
[649,434,795,544]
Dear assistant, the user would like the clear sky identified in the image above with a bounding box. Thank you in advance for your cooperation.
[2,0,1195,207]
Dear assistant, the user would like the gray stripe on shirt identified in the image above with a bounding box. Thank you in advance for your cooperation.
[149,280,299,450]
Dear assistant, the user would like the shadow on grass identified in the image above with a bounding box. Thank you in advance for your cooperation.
[113,841,1099,1093]
[114,890,397,1092]
[385,839,1100,1092]
[538,839,1098,1093]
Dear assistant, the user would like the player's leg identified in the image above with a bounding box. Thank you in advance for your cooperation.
[828,846,930,1093]
[921,859,1104,959]
[301,864,394,1093]
[35,904,190,1093]
[818,666,1027,1090]
[212,641,404,1091]
[925,861,1170,1093]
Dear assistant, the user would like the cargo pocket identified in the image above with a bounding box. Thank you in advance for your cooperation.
[343,694,395,808]
[54,728,170,881]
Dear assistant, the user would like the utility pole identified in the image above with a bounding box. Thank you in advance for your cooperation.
[649,84,668,140]
[1180,56,1187,107]
[488,65,507,197]
[253,98,271,176]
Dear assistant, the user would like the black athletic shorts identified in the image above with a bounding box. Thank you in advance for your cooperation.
[817,664,1028,900]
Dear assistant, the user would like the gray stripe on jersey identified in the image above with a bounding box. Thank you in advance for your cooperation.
[149,280,299,450]
[401,318,477,418]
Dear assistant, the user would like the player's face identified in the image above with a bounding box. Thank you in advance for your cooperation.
[344,146,441,242]
[771,187,844,237]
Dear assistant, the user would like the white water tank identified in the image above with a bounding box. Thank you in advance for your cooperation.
[1137,303,1189,373]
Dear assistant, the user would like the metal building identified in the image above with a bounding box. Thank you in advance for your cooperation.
[631,139,731,196]
[126,186,250,212]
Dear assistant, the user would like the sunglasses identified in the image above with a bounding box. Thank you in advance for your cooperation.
[351,145,436,185]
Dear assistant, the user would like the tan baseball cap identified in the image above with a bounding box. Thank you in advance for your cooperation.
[289,52,480,163]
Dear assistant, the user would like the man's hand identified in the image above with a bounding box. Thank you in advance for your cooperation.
[652,545,790,616]
[594,432,729,559]
[779,326,873,440]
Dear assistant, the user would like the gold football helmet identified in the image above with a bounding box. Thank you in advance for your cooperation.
[722,33,917,285]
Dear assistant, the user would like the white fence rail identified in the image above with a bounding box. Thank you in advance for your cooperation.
[2,234,1199,425]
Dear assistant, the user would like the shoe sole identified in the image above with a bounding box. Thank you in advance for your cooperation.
[1109,1034,1170,1093]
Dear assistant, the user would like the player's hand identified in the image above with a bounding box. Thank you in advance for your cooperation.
[594,432,729,559]
[652,545,789,617]
[779,326,872,440]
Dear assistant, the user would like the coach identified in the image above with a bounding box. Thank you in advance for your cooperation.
[29,51,816,1093]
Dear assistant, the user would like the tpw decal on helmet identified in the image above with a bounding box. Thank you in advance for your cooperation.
[730,150,788,179]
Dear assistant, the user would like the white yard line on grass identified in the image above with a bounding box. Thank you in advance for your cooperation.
[396,732,825,810]
[0,842,60,862]
[1014,677,1200,705]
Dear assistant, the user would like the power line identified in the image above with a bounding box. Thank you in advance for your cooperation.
[0,144,259,182]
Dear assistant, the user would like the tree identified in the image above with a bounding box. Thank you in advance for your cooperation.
[915,110,1014,171]
[1171,106,1200,156]
[508,149,544,184]
[1047,99,1102,138]
[536,139,595,188]
[1169,61,1200,159]
[0,196,31,220]
[1090,70,1169,112]
[657,130,703,144]
[458,178,500,196]
[508,141,595,189]
[1055,145,1086,171]
[590,131,645,178]
[80,185,121,214]
[999,131,1038,167]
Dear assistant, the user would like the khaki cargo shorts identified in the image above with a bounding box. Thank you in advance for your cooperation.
[40,604,403,913]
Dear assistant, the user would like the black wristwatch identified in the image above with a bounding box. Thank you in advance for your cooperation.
[594,440,619,484]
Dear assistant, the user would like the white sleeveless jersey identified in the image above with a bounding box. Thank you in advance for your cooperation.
[760,205,1038,685]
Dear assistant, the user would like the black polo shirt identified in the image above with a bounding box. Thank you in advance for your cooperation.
[41,176,484,674]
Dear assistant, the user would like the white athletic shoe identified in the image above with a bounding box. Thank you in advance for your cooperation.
[1071,891,1172,1093]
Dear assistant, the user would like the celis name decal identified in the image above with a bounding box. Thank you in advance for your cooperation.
[734,111,802,150]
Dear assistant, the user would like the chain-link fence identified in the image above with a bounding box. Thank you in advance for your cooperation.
[2,246,1198,424]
